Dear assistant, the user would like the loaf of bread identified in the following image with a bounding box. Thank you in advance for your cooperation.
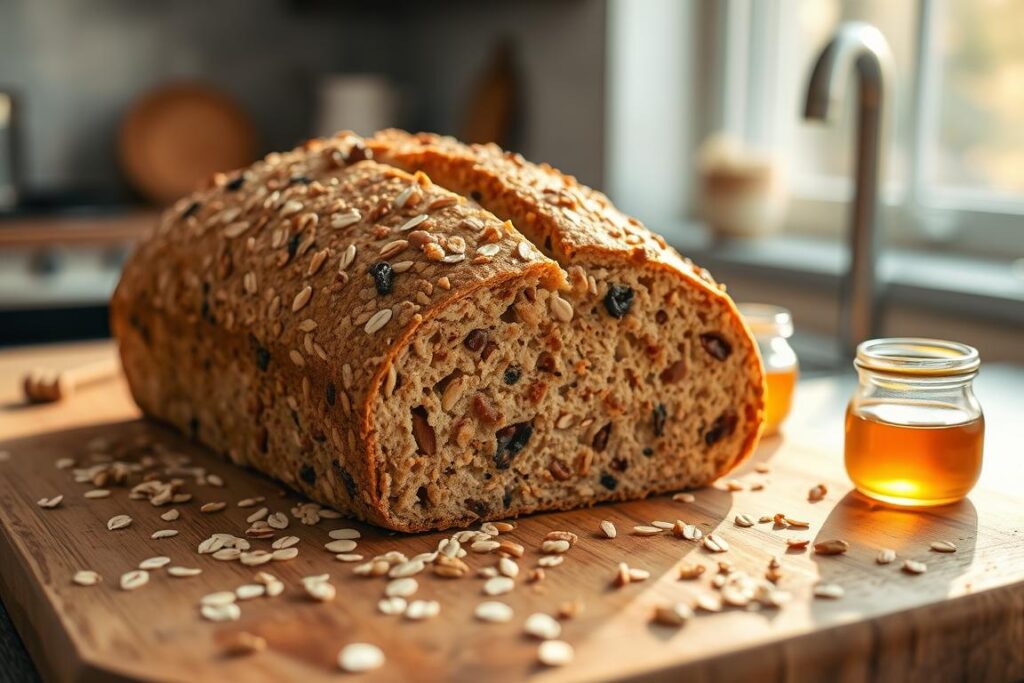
[111,131,764,532]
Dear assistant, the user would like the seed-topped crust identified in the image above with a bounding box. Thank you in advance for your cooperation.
[112,137,563,528]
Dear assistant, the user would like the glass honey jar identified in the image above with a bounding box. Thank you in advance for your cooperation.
[738,304,798,436]
[845,338,984,506]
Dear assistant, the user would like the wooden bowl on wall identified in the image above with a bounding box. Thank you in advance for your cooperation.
[118,83,256,205]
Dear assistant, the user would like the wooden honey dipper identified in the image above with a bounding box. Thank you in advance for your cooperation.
[22,357,119,403]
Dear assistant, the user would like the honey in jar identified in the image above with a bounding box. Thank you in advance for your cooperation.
[845,338,984,506]
[739,304,798,435]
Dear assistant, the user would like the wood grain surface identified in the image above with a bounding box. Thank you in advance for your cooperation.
[0,341,1022,683]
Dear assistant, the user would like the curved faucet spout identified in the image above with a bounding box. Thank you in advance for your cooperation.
[803,22,894,357]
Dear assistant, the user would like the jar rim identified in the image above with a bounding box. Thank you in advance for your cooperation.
[854,338,980,377]
[737,303,793,338]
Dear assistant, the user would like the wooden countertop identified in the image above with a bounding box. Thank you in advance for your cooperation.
[0,341,1022,682]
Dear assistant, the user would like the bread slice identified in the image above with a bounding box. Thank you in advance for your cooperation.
[112,132,764,532]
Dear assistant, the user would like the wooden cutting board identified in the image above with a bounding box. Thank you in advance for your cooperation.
[1,341,1022,682]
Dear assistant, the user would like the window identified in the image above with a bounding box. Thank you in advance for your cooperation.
[707,0,1024,258]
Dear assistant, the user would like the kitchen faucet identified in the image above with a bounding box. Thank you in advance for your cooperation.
[804,22,894,358]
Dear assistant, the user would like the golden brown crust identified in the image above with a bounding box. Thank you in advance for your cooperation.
[368,130,765,485]
[112,135,562,526]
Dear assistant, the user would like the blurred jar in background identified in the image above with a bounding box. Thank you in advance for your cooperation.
[739,304,798,436]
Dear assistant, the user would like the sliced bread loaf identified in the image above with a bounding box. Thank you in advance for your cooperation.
[112,132,764,532]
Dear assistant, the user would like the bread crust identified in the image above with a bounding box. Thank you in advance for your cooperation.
[369,131,765,482]
[112,130,765,533]
[112,138,562,527]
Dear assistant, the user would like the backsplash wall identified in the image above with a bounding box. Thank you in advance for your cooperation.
[0,0,605,197]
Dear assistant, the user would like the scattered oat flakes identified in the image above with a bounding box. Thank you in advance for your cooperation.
[107,514,132,530]
[813,583,845,599]
[537,640,574,667]
[328,528,361,540]
[325,539,358,553]
[930,541,957,553]
[200,502,227,513]
[876,548,897,565]
[734,513,755,528]
[201,603,241,622]
[386,577,419,598]
[72,570,101,586]
[678,563,706,580]
[702,533,729,553]
[524,613,561,640]
[483,576,514,596]
[541,539,571,553]
[902,559,927,575]
[814,539,850,556]
[633,525,663,536]
[405,599,440,621]
[786,538,810,550]
[338,643,384,673]
[220,632,266,657]
[139,556,171,570]
[37,495,64,509]
[168,566,202,578]
[537,555,564,568]
[151,529,178,539]
[599,520,617,539]
[160,509,180,522]
[475,601,514,623]
[653,602,694,627]
[84,489,110,499]
[673,492,696,503]
[808,484,828,501]
[120,570,149,591]
[378,596,407,615]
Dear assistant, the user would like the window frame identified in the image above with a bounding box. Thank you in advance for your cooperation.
[706,0,1024,260]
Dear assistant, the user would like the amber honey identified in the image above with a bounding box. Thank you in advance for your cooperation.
[763,367,798,436]
[844,400,984,506]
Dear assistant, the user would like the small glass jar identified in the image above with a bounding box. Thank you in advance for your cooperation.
[738,304,798,436]
[845,338,984,507]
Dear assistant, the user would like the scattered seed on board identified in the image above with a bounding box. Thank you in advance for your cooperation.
[537,555,564,568]
[201,502,227,514]
[201,591,237,607]
[139,556,171,570]
[734,514,755,528]
[328,528,361,540]
[786,538,810,550]
[808,484,828,502]
[37,495,64,509]
[385,577,418,598]
[107,514,132,531]
[151,529,179,539]
[537,640,574,667]
[653,602,694,627]
[378,596,407,616]
[599,520,617,539]
[674,521,703,541]
[541,539,571,553]
[483,576,514,596]
[876,548,897,564]
[160,509,180,522]
[72,570,101,587]
[272,536,300,550]
[930,541,957,553]
[325,539,358,553]
[475,601,514,623]
[221,632,266,657]
[673,492,696,503]
[814,539,850,556]
[813,583,845,599]
[168,566,202,578]
[304,578,337,602]
[633,526,663,536]
[235,584,266,600]
[405,600,441,621]
[336,553,364,563]
[903,559,927,575]
[678,563,706,580]
[703,533,729,553]
[120,570,149,591]
[84,489,110,499]
[272,547,299,561]
[524,613,562,640]
[201,603,241,622]
[338,643,385,673]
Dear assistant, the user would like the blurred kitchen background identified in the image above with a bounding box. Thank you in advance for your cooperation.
[1,0,1021,370]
